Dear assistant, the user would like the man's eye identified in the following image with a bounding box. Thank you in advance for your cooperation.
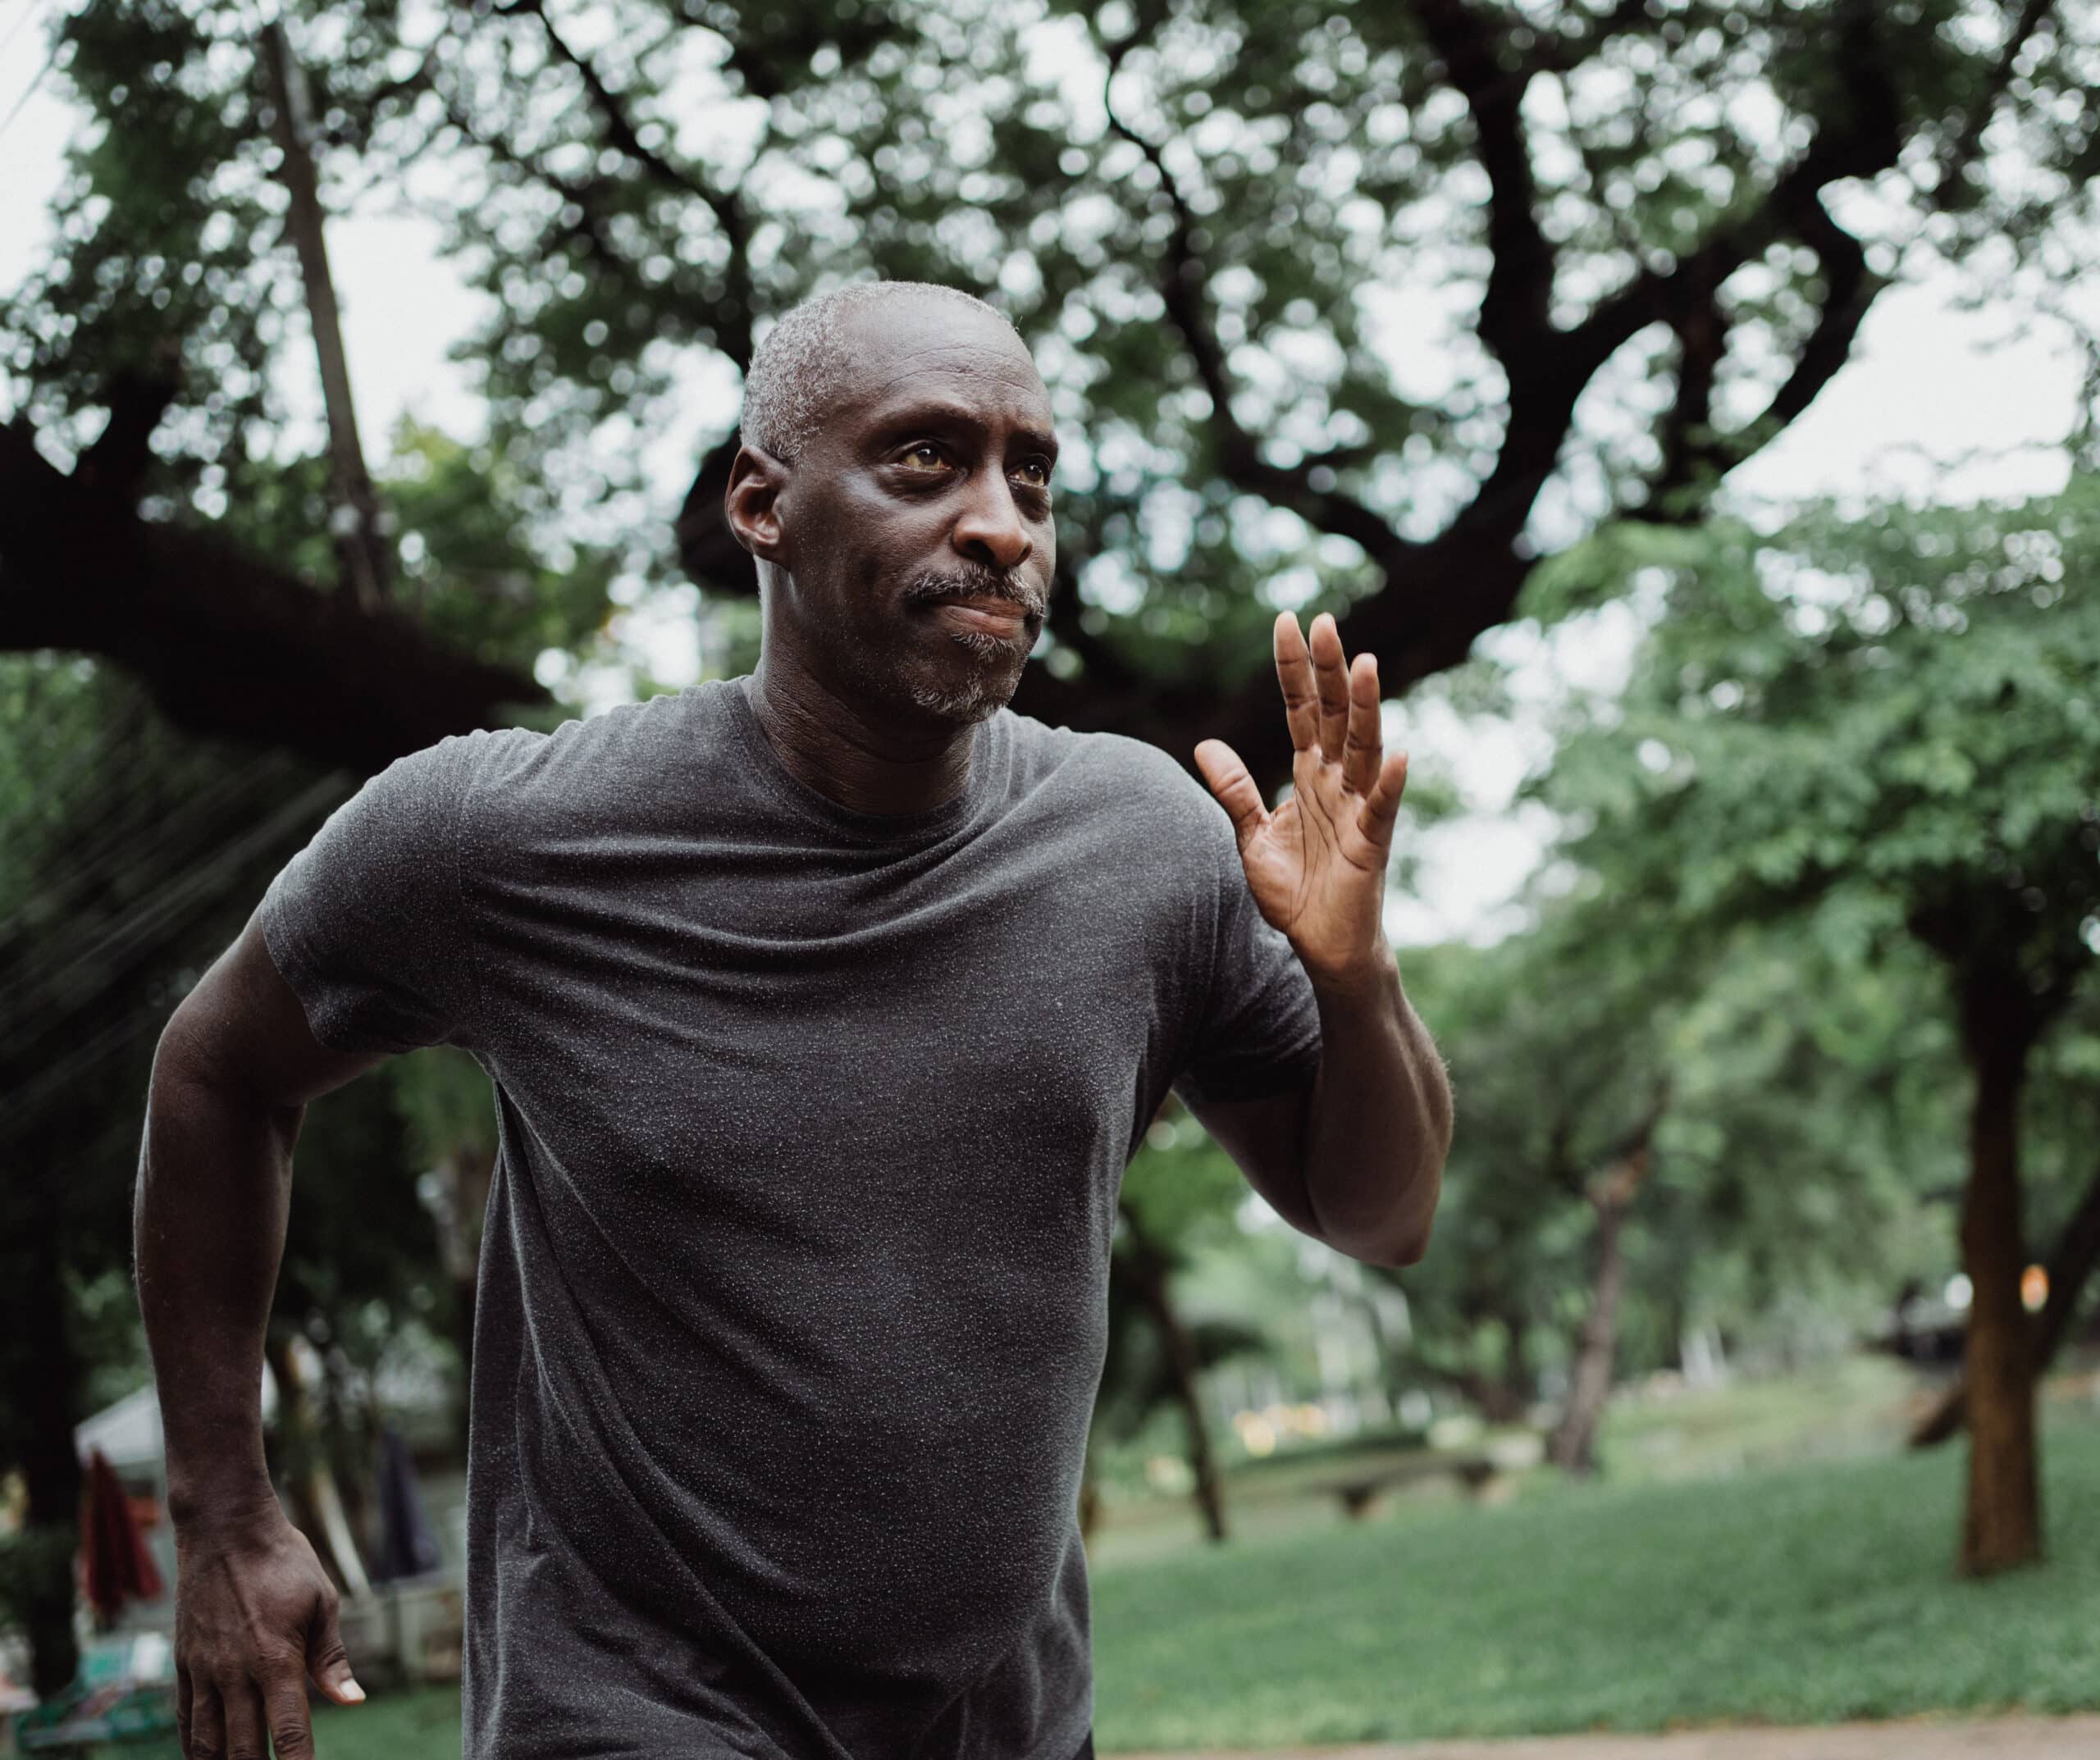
[1012,459,1052,490]
[899,444,947,472]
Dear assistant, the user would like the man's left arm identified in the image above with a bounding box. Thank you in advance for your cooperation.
[1188,609,1454,1269]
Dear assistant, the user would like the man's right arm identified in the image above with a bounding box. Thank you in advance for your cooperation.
[137,911,386,1760]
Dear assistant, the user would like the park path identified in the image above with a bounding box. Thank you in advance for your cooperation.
[1123,1712,2100,1758]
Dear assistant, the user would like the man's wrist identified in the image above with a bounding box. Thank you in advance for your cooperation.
[167,1456,279,1539]
[1300,938,1400,1005]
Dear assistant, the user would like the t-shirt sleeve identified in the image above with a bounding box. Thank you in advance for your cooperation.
[257,732,484,1056]
[1171,793,1324,1108]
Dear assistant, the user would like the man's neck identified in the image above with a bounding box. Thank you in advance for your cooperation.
[746,650,978,818]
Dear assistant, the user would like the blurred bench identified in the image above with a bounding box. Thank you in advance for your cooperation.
[1316,1451,1499,1520]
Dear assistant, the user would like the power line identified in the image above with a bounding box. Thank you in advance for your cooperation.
[0,772,350,1127]
[0,2,65,142]
[0,0,55,66]
[0,762,344,1024]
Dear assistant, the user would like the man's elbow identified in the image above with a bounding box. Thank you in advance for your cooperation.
[1318,1222,1432,1270]
[1324,1158,1444,1270]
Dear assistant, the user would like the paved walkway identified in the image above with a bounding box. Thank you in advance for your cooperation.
[1123,1714,2100,1758]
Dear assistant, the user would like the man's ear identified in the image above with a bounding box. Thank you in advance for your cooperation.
[724,442,788,562]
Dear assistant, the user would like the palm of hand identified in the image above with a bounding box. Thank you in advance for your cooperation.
[1196,612,1408,986]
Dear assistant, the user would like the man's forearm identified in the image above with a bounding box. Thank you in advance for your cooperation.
[135,1033,300,1526]
[1299,944,1451,1267]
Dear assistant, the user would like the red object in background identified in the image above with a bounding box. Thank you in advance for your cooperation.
[80,1447,163,1628]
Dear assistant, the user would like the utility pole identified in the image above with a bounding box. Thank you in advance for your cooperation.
[262,20,390,611]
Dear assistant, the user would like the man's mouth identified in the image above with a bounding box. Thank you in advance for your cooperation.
[901,570,1043,648]
[931,596,1032,640]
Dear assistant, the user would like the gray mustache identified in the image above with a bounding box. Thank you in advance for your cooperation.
[900,568,1045,619]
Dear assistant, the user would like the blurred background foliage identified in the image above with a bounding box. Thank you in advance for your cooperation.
[2,0,2098,1733]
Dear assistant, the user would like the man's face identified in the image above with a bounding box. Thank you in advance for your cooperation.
[760,299,1058,725]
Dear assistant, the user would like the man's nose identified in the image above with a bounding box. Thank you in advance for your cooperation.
[951,473,1033,572]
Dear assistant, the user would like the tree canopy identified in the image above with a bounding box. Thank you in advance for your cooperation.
[4,0,2095,782]
[1516,475,2100,1569]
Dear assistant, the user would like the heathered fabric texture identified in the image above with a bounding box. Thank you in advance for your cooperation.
[258,677,1322,1760]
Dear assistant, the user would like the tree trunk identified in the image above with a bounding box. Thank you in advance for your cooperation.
[1503,1311,1532,1411]
[1118,1206,1229,1543]
[1955,974,2043,1575]
[16,1225,83,1698]
[1549,1116,1661,1476]
[1911,1153,2100,1449]
[1549,1192,1630,1476]
[262,22,392,610]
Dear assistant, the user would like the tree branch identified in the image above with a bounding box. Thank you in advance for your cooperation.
[1434,1,1901,549]
[1932,0,2059,212]
[74,359,180,503]
[1639,198,1883,521]
[1099,33,1417,571]
[500,0,755,366]
[1725,199,1882,449]
[1557,3,1893,393]
[436,92,631,279]
[708,1,1909,805]
[1648,280,1725,521]
[0,421,545,771]
[1524,0,1655,76]
[1407,0,1554,376]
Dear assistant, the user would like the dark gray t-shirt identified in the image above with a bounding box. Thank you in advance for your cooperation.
[258,677,1320,1760]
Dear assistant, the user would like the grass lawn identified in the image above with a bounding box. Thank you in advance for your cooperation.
[109,1681,461,1760]
[1089,1405,2100,1749]
[102,1379,2100,1756]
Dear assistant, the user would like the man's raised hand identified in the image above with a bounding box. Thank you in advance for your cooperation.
[1194,610,1408,987]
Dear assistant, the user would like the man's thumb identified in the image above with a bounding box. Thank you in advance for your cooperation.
[308,1600,365,1705]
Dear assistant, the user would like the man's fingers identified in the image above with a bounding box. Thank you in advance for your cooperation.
[176,1667,194,1759]
[221,1676,267,1760]
[1342,652,1382,796]
[264,1667,319,1760]
[1271,613,1319,752]
[1357,750,1410,846]
[189,1678,226,1760]
[1194,738,1269,847]
[307,1592,363,1705]
[1308,612,1350,762]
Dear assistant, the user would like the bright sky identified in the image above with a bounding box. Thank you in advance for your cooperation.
[2,17,2089,944]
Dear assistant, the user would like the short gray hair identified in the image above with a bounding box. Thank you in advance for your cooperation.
[739,281,1024,464]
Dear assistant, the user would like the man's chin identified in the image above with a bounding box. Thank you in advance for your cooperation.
[906,673,1020,727]
[902,652,1028,726]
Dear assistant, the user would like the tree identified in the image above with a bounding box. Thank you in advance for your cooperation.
[1376,921,1673,1441]
[1388,897,1945,1461]
[1532,478,2100,1571]
[1099,1108,1272,1541]
[5,0,2093,787]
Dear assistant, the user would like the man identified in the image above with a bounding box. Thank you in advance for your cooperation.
[135,280,1451,1760]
